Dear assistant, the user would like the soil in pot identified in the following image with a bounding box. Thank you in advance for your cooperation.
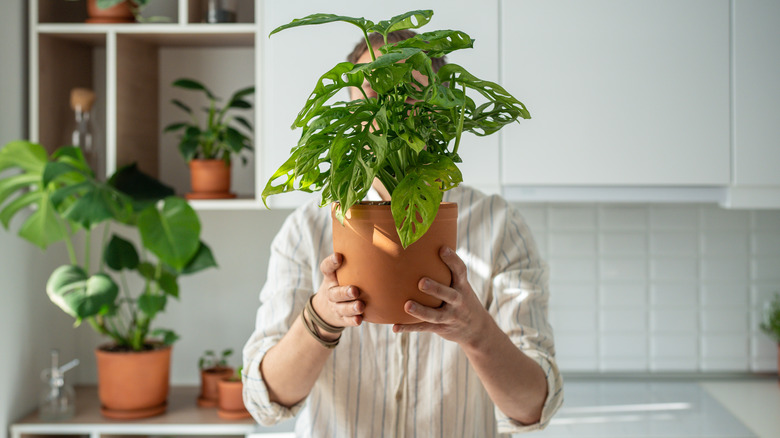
[95,343,171,419]
[331,202,458,324]
[197,366,234,408]
[186,159,237,200]
[86,0,135,23]
[217,378,251,419]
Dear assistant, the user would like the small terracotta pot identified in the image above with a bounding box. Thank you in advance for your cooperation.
[197,366,234,408]
[332,202,458,324]
[86,0,135,23]
[95,343,171,419]
[187,159,236,200]
[217,378,251,419]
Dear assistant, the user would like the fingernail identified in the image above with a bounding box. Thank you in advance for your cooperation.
[408,302,417,313]
[349,287,357,298]
[333,254,341,263]
[441,247,451,256]
[353,302,360,312]
[421,278,430,289]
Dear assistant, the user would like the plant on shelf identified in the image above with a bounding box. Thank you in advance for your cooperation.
[761,293,780,343]
[217,366,250,419]
[260,10,529,323]
[164,78,255,200]
[67,0,158,23]
[197,348,234,407]
[0,140,217,418]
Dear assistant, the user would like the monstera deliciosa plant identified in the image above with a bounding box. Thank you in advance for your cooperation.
[0,140,216,351]
[262,10,529,248]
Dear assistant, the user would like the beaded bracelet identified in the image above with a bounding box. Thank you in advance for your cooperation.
[301,295,344,349]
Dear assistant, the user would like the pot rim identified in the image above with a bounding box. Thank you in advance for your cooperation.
[95,342,171,355]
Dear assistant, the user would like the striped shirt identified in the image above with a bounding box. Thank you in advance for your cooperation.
[242,185,563,437]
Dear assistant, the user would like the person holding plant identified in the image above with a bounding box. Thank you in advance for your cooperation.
[243,21,562,437]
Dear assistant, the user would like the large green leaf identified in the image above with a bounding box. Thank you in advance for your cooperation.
[137,197,200,271]
[0,190,41,229]
[61,184,119,229]
[108,163,175,213]
[0,173,39,214]
[293,62,364,128]
[46,265,118,320]
[389,30,474,58]
[172,78,215,100]
[104,234,139,271]
[149,328,179,346]
[18,197,68,249]
[269,13,374,37]
[0,140,47,173]
[181,242,218,274]
[137,261,180,298]
[138,293,166,319]
[369,10,433,36]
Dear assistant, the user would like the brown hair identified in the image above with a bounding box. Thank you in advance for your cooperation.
[347,30,447,72]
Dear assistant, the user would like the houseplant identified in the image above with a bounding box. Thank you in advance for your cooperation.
[262,10,529,323]
[197,348,234,407]
[760,293,780,377]
[217,366,250,419]
[164,78,255,200]
[0,140,217,418]
[66,0,153,23]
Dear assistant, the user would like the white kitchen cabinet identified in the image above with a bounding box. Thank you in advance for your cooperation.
[724,0,780,209]
[499,1,731,189]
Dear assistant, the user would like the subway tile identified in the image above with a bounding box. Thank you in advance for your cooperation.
[701,309,749,334]
[650,357,698,372]
[650,257,698,281]
[649,231,698,256]
[752,284,780,309]
[753,211,780,231]
[600,358,648,372]
[549,282,598,307]
[600,283,647,307]
[700,257,749,282]
[650,308,698,333]
[701,232,749,256]
[650,282,698,307]
[555,355,598,372]
[700,282,749,307]
[548,257,597,282]
[599,232,646,255]
[650,334,698,357]
[516,205,547,233]
[752,256,780,281]
[650,206,699,230]
[601,334,647,357]
[599,206,648,230]
[700,357,750,372]
[600,309,647,332]
[534,237,548,259]
[752,232,780,256]
[700,206,750,230]
[548,206,596,230]
[701,334,749,359]
[555,333,598,358]
[548,232,596,256]
[600,257,647,281]
[751,358,777,373]
[751,334,777,360]
[549,308,597,332]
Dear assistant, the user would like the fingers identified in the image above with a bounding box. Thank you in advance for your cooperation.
[418,277,458,304]
[319,253,342,280]
[403,300,446,324]
[439,246,468,287]
[327,284,359,303]
[392,322,436,334]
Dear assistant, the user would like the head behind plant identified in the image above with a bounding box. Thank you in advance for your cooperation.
[760,293,780,344]
[164,79,255,166]
[261,10,530,248]
[0,140,217,351]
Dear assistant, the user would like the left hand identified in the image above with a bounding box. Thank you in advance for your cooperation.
[393,246,491,347]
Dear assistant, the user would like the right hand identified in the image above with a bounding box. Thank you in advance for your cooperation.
[311,253,364,329]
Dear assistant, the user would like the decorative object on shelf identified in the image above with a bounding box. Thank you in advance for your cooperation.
[261,10,530,323]
[204,0,237,23]
[68,88,98,174]
[197,349,234,408]
[39,350,79,421]
[0,140,218,419]
[164,78,254,200]
[217,366,250,419]
[760,292,780,378]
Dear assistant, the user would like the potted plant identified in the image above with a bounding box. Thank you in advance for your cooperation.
[164,78,254,200]
[65,0,152,23]
[760,293,780,378]
[261,10,530,323]
[217,366,250,419]
[197,348,234,407]
[0,140,217,419]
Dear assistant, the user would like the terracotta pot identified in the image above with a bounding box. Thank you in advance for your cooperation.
[197,366,234,408]
[186,159,236,200]
[86,0,135,23]
[217,378,251,419]
[331,202,458,324]
[95,343,171,419]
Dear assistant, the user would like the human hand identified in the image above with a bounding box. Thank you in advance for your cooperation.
[312,253,364,330]
[392,247,491,347]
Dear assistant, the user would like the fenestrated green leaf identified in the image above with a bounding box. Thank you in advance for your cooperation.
[137,197,200,271]
[172,78,215,100]
[104,234,139,271]
[51,146,93,176]
[0,140,47,173]
[391,153,463,248]
[369,10,433,36]
[138,293,166,319]
[389,30,474,58]
[46,265,118,320]
[108,163,175,214]
[61,184,119,229]
[42,161,88,187]
[0,190,41,229]
[0,173,38,211]
[293,62,365,128]
[269,13,374,37]
[181,242,218,274]
[18,197,68,249]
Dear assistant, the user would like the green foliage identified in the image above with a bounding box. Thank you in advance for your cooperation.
[262,10,530,248]
[0,140,217,351]
[198,348,233,370]
[164,78,254,166]
[760,293,780,344]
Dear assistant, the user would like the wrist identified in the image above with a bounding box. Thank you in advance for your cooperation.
[461,308,500,353]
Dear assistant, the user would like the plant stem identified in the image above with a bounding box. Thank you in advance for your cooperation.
[99,224,110,272]
[453,83,467,156]
[84,229,91,274]
[363,29,376,62]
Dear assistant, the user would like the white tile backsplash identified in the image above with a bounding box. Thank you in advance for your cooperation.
[514,203,780,373]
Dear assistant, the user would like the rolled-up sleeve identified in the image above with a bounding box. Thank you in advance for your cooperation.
[242,210,315,425]
[489,205,564,434]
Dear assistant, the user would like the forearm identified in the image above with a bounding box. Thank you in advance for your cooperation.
[259,314,337,407]
[462,316,548,425]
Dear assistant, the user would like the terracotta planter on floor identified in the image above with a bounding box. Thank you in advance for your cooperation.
[217,378,251,419]
[331,202,458,324]
[197,366,234,407]
[95,344,171,419]
[86,0,135,23]
[186,159,236,200]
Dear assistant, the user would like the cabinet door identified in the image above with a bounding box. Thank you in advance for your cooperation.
[261,0,501,208]
[733,0,780,187]
[500,0,730,186]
